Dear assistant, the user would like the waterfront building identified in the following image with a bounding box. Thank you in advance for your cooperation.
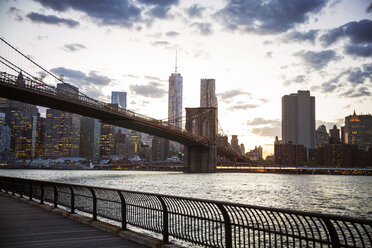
[168,54,183,152]
[31,113,45,158]
[282,90,315,149]
[100,123,115,157]
[45,109,81,158]
[231,135,241,154]
[151,136,169,161]
[0,98,38,159]
[240,143,245,155]
[344,111,372,149]
[315,125,329,147]
[274,143,307,165]
[246,146,263,160]
[329,125,340,144]
[0,112,11,153]
[309,144,359,168]
[80,117,101,159]
[200,79,216,108]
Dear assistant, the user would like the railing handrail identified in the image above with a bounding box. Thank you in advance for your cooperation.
[0,176,370,225]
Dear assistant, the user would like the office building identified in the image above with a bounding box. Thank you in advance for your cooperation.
[231,135,240,154]
[31,113,45,158]
[168,55,183,152]
[111,91,127,109]
[246,146,263,160]
[200,79,216,108]
[45,109,81,158]
[0,98,38,159]
[315,125,329,147]
[282,90,315,149]
[80,117,101,159]
[0,112,11,153]
[344,111,372,149]
[329,125,340,144]
[274,143,307,165]
[100,123,115,157]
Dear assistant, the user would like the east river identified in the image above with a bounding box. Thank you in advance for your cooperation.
[0,169,371,219]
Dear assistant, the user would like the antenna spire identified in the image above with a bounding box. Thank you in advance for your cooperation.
[175,50,178,73]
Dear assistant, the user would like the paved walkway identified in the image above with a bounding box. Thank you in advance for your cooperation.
[0,194,146,248]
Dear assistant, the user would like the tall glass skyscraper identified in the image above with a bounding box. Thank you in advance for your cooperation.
[168,55,183,152]
[111,92,127,109]
[200,79,216,107]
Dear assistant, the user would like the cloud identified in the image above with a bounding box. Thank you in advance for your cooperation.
[139,0,179,19]
[129,82,167,98]
[318,63,372,94]
[320,19,372,47]
[247,118,280,126]
[266,52,273,58]
[345,43,372,57]
[63,43,86,52]
[50,67,112,87]
[186,4,205,18]
[7,7,24,21]
[283,75,306,86]
[32,0,143,27]
[340,87,371,98]
[368,3,372,13]
[26,12,79,27]
[294,50,340,70]
[192,22,213,35]
[217,89,251,102]
[152,40,170,46]
[216,0,328,34]
[251,126,280,137]
[165,31,179,37]
[284,29,319,44]
[227,103,258,111]
[145,75,166,82]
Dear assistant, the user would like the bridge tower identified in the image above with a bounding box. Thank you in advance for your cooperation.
[184,107,217,173]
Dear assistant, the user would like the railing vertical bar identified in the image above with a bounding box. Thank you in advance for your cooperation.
[157,196,169,244]
[29,182,33,200]
[217,204,232,248]
[69,186,75,213]
[118,191,127,230]
[40,183,44,204]
[89,187,97,221]
[323,218,341,248]
[53,185,58,208]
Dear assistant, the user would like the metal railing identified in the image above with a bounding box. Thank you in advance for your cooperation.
[0,176,370,247]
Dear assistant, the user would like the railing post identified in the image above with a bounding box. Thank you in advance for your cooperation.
[157,196,169,244]
[217,204,232,248]
[118,191,127,230]
[20,180,23,198]
[89,188,97,220]
[53,185,58,208]
[323,218,341,248]
[29,182,32,200]
[69,186,75,213]
[40,183,44,204]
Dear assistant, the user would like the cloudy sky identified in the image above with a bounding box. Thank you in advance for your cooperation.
[0,0,371,157]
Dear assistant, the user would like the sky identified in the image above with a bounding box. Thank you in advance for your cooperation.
[0,0,371,157]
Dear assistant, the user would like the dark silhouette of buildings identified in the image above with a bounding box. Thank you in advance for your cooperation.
[274,143,307,166]
[344,111,372,149]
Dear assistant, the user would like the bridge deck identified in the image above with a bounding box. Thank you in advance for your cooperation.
[0,194,146,248]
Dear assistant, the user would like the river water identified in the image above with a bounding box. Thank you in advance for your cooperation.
[0,169,371,219]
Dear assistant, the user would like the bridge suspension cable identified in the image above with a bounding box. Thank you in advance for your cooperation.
[0,37,97,103]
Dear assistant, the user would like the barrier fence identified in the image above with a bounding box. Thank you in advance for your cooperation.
[0,176,371,248]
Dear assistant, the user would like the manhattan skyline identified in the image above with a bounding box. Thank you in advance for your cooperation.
[0,0,371,157]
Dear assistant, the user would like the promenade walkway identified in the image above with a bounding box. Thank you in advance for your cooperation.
[0,194,146,248]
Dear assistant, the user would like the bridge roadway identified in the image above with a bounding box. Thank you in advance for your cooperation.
[0,194,146,248]
[0,73,240,160]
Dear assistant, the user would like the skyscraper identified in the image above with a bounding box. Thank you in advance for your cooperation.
[44,83,81,158]
[111,92,127,109]
[344,111,372,149]
[282,90,315,149]
[80,117,101,159]
[168,52,183,152]
[200,79,216,107]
